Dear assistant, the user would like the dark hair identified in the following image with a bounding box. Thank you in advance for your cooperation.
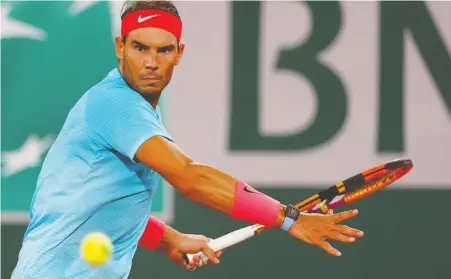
[121,0,180,19]
[120,1,181,42]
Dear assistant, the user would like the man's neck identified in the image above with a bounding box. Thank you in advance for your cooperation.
[141,93,160,110]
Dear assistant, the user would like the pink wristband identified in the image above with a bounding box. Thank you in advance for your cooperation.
[229,180,281,228]
[138,216,166,250]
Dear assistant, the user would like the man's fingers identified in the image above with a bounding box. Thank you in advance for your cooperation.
[194,256,205,268]
[190,250,221,269]
[316,239,342,256]
[326,231,356,243]
[333,209,359,223]
[184,255,201,270]
[201,245,219,264]
[333,224,364,238]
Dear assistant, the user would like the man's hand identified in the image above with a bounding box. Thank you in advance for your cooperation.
[287,209,364,256]
[157,233,222,271]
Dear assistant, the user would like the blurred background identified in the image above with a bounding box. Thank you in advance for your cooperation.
[1,1,450,279]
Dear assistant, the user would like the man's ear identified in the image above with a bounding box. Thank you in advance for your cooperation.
[115,36,125,60]
[174,42,185,65]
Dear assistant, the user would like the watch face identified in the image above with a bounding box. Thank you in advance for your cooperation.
[286,205,299,219]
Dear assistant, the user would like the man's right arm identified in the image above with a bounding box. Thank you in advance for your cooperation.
[135,136,286,228]
[136,136,364,257]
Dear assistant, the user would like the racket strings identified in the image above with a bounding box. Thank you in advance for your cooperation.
[344,172,396,202]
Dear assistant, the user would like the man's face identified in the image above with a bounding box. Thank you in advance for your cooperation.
[115,27,184,96]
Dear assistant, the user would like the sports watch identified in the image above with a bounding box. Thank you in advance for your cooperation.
[281,204,300,232]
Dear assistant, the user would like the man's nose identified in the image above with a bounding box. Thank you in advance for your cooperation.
[144,54,159,69]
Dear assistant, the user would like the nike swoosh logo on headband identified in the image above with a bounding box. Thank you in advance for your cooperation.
[137,14,160,23]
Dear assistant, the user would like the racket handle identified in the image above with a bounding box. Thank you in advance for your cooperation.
[183,225,257,265]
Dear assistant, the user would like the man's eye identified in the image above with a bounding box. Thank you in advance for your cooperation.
[158,47,173,54]
[136,46,145,52]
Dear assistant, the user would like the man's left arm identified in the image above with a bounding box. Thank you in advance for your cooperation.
[139,217,219,269]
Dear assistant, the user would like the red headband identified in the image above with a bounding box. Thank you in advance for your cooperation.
[121,9,182,41]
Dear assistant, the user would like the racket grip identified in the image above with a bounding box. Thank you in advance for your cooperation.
[183,225,257,265]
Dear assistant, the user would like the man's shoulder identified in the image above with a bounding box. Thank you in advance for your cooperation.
[87,82,129,100]
[86,72,141,107]
[89,69,130,94]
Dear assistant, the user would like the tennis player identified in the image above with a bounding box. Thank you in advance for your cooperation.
[11,1,364,278]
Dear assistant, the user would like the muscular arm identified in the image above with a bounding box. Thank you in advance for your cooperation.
[137,137,363,259]
[135,136,285,227]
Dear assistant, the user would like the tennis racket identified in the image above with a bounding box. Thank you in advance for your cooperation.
[183,158,413,265]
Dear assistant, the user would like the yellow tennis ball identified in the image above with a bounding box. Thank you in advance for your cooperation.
[80,232,113,266]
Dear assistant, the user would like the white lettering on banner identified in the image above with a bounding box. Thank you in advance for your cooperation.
[167,2,451,189]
